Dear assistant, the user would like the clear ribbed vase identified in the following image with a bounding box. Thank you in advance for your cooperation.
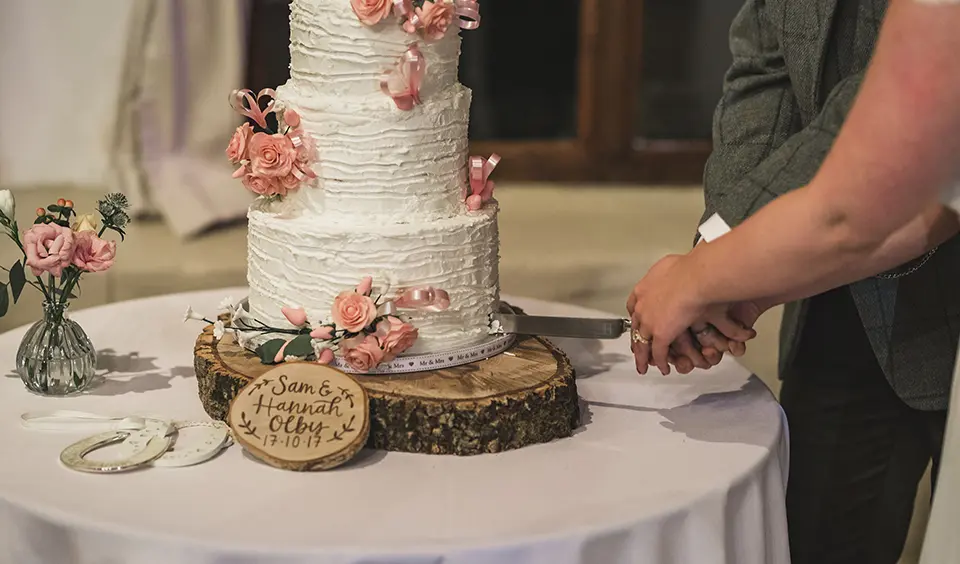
[16,302,97,396]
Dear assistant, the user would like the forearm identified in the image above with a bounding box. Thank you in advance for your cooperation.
[761,204,959,306]
[685,1,960,306]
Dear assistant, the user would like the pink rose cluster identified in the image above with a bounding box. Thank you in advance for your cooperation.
[352,0,455,42]
[277,276,420,371]
[226,108,318,198]
[23,224,116,277]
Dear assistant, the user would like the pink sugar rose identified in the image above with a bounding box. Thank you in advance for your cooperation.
[341,335,385,371]
[350,0,393,25]
[378,316,419,361]
[310,325,335,340]
[225,123,253,164]
[404,0,454,40]
[23,224,75,277]
[292,129,318,173]
[356,276,373,296]
[241,173,287,197]
[281,306,308,326]
[331,290,378,333]
[72,231,117,273]
[248,132,296,178]
[283,108,301,129]
[316,347,335,365]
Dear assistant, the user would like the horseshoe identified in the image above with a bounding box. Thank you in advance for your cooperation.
[60,430,172,474]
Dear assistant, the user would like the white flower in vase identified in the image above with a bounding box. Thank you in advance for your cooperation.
[213,320,226,340]
[0,190,15,223]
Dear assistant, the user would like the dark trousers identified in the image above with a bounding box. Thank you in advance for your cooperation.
[780,287,947,564]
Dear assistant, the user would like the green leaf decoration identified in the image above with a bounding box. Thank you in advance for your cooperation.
[0,283,9,318]
[47,204,62,213]
[33,216,46,225]
[283,334,315,359]
[109,226,126,241]
[255,338,287,365]
[9,261,25,303]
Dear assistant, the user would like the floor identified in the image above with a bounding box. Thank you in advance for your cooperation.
[0,183,929,562]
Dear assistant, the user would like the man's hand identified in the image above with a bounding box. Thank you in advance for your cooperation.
[626,255,759,375]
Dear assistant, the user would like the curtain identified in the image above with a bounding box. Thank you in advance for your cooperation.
[107,0,253,238]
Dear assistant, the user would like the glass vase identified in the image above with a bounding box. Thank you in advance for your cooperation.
[16,302,97,396]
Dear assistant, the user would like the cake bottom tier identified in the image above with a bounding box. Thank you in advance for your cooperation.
[246,201,500,354]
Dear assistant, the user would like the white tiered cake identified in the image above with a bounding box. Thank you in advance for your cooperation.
[234,0,499,363]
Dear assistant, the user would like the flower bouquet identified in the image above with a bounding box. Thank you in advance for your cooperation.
[0,191,130,395]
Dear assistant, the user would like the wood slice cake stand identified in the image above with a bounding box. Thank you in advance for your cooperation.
[194,324,580,456]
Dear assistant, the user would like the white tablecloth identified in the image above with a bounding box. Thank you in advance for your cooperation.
[0,289,790,564]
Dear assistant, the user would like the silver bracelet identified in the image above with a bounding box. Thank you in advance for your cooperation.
[874,246,939,279]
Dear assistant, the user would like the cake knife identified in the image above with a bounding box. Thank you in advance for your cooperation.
[491,313,631,340]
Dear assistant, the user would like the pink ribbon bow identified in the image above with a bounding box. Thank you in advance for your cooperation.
[466,153,500,211]
[454,0,481,30]
[393,287,451,312]
[229,88,278,129]
[393,0,422,30]
[380,44,426,111]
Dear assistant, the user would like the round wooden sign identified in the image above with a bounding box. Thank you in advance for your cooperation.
[228,363,370,471]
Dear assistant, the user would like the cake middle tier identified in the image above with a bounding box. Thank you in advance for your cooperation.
[278,84,471,221]
[247,200,500,354]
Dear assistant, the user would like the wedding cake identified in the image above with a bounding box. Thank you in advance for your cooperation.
[223,0,499,368]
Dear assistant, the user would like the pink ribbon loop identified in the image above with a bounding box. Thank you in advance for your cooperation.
[229,88,278,129]
[466,153,500,210]
[393,0,422,29]
[380,43,426,111]
[454,0,481,30]
[393,287,451,312]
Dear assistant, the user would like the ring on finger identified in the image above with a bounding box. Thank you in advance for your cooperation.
[631,330,652,345]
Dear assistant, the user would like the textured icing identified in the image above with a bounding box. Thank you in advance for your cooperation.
[244,0,500,355]
[247,201,500,353]
[289,0,462,102]
[278,85,471,221]
[276,0,471,222]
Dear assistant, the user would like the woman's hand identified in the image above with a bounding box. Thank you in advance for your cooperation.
[626,255,757,375]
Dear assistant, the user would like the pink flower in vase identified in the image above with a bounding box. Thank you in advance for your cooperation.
[351,0,393,25]
[23,224,75,277]
[377,316,419,361]
[72,231,117,273]
[332,290,378,333]
[248,132,296,178]
[341,334,386,371]
[226,123,253,163]
[404,1,454,40]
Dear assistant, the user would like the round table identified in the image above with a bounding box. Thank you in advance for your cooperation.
[0,289,789,564]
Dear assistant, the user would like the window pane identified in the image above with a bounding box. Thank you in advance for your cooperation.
[634,0,741,141]
[460,2,579,141]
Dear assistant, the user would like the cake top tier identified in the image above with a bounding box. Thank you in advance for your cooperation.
[288,0,464,102]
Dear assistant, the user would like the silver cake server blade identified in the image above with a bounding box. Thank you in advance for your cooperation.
[492,313,631,340]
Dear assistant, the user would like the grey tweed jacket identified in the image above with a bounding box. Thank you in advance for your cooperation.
[699,0,960,410]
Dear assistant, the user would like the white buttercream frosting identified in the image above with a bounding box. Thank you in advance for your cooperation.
[243,0,500,355]
[247,201,500,353]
